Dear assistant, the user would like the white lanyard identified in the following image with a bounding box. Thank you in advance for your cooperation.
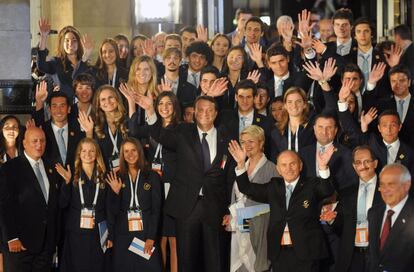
[2,149,18,162]
[108,127,119,155]
[154,144,163,161]
[109,68,117,87]
[86,104,92,116]
[287,125,299,152]
[129,170,141,209]
[79,178,100,208]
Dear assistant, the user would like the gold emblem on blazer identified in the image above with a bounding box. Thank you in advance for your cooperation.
[122,183,126,188]
[100,183,105,189]
[144,183,151,190]
[79,180,84,185]
[399,154,405,160]
[375,54,380,60]
[303,200,310,208]
[256,117,261,122]
[48,168,53,174]
[70,131,75,136]
[352,46,357,51]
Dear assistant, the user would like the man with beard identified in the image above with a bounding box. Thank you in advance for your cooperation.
[160,47,198,107]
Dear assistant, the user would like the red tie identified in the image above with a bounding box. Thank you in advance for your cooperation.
[380,209,395,251]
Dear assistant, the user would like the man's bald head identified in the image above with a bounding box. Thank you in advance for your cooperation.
[23,127,46,160]
[276,150,303,182]
[379,163,411,208]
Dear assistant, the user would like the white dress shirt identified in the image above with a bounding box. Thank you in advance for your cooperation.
[395,93,411,123]
[381,195,409,232]
[336,38,353,56]
[273,72,290,98]
[357,175,377,218]
[51,122,68,150]
[24,151,50,200]
[383,139,400,164]
[197,126,217,164]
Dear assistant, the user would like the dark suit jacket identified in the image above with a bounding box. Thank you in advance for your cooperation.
[88,66,129,90]
[1,156,59,253]
[110,170,162,240]
[399,43,414,85]
[236,172,334,264]
[149,121,232,228]
[157,73,198,107]
[95,122,126,170]
[264,70,313,100]
[299,143,357,190]
[377,96,414,149]
[368,197,414,272]
[333,180,383,272]
[217,109,273,156]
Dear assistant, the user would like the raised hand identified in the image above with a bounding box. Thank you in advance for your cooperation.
[368,62,386,85]
[247,69,261,84]
[360,107,378,132]
[248,43,264,67]
[196,25,208,42]
[38,18,51,36]
[228,140,247,168]
[81,34,95,62]
[297,9,315,37]
[338,79,355,102]
[312,39,327,55]
[320,204,337,222]
[317,144,335,170]
[133,92,154,114]
[207,77,228,97]
[384,44,403,68]
[35,80,48,104]
[119,82,135,104]
[232,30,243,46]
[78,110,94,137]
[322,58,338,81]
[159,78,173,92]
[280,20,294,43]
[55,163,71,184]
[142,39,155,58]
[25,119,37,129]
[8,239,26,253]
[295,29,313,50]
[106,170,122,195]
[303,61,323,81]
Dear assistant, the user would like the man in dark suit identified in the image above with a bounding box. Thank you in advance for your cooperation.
[393,24,414,83]
[300,113,356,190]
[375,65,414,149]
[0,127,59,272]
[321,145,384,272]
[368,163,414,272]
[264,44,312,100]
[229,142,335,271]
[159,47,198,107]
[144,95,232,272]
[226,8,252,41]
[33,91,84,167]
[218,79,272,156]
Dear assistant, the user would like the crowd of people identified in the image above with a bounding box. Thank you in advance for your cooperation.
[1,5,414,272]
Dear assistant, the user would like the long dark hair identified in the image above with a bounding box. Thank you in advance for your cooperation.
[95,38,121,81]
[119,138,148,176]
[221,45,249,79]
[0,115,23,163]
[155,91,182,127]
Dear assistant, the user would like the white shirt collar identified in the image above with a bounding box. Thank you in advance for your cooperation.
[197,125,216,139]
[316,141,333,150]
[51,122,68,133]
[24,151,42,166]
[383,138,400,148]
[360,174,377,187]
[358,46,373,56]
[337,38,352,48]
[238,109,254,120]
[274,72,290,82]
[284,176,300,190]
[386,194,409,214]
[395,93,411,102]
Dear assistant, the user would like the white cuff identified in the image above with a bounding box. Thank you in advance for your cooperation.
[318,168,330,179]
[337,101,348,112]
[366,82,376,91]
[146,113,157,125]
[8,238,18,243]
[304,49,316,59]
[235,167,246,176]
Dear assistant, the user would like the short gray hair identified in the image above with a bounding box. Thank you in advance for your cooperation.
[276,16,294,30]
[380,163,411,183]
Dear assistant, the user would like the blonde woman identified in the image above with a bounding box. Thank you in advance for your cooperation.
[223,125,278,272]
[56,138,121,272]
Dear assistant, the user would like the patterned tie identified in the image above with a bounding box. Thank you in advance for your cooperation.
[57,128,67,164]
[34,162,48,201]
[191,72,199,88]
[357,182,369,223]
[275,80,284,97]
[359,53,370,90]
[201,132,211,171]
[286,184,293,209]
[239,116,247,135]
[337,44,345,55]
[397,100,405,123]
[380,209,395,250]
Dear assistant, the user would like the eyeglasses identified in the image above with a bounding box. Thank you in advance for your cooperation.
[353,159,374,166]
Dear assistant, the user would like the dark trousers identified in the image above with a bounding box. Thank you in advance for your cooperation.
[273,247,320,272]
[175,197,227,272]
[4,249,52,272]
[349,248,369,272]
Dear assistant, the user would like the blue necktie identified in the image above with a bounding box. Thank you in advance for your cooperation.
[286,184,293,209]
[337,44,345,55]
[357,182,369,223]
[239,116,247,135]
[201,133,211,171]
[397,100,405,122]
[57,128,67,164]
[34,162,48,201]
[359,53,370,90]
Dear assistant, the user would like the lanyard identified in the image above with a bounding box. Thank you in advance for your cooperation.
[129,170,141,209]
[108,127,119,155]
[109,68,117,87]
[287,125,299,152]
[154,144,163,161]
[79,178,100,208]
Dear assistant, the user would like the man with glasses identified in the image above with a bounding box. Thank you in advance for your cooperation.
[321,145,383,272]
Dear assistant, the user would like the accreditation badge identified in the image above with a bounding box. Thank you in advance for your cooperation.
[280,224,292,246]
[128,209,143,232]
[110,154,120,169]
[355,221,369,246]
[151,162,163,177]
[80,208,95,229]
